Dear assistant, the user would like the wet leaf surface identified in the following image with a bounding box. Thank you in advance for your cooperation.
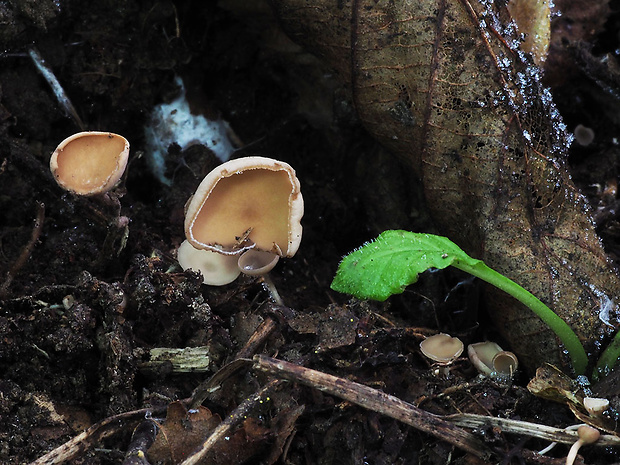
[272,0,620,372]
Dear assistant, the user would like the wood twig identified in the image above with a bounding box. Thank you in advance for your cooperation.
[179,379,285,465]
[0,201,45,298]
[122,419,158,465]
[446,413,620,447]
[252,354,493,460]
[28,407,161,465]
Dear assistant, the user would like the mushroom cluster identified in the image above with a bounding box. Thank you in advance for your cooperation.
[178,156,304,286]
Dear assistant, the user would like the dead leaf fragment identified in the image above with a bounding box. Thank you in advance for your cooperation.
[148,401,221,464]
[527,364,618,434]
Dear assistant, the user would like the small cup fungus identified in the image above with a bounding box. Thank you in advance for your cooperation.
[184,156,303,257]
[420,333,463,375]
[583,397,609,418]
[237,249,280,276]
[468,341,502,377]
[468,341,518,381]
[50,131,130,195]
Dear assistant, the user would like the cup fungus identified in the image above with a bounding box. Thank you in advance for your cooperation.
[185,156,303,257]
[237,249,280,276]
[468,341,518,381]
[583,397,609,418]
[420,333,463,375]
[50,131,130,196]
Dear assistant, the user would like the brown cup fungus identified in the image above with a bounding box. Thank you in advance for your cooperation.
[468,341,518,381]
[420,333,463,376]
[50,131,130,195]
[185,156,303,256]
[182,156,303,286]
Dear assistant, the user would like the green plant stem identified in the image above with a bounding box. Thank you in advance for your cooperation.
[453,259,588,375]
[593,332,620,381]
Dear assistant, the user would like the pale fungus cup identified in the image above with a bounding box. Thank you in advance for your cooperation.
[419,333,464,376]
[467,341,518,381]
[185,156,303,257]
[180,156,304,290]
[583,397,609,418]
[50,131,130,196]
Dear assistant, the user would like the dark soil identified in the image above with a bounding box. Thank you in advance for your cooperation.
[1,1,620,464]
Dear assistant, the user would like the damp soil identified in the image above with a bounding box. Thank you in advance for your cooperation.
[1,1,620,464]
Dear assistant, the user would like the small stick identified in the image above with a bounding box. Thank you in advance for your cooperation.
[252,355,492,460]
[0,201,45,298]
[235,316,278,359]
[179,379,284,465]
[447,415,620,447]
[189,358,252,409]
[28,48,85,130]
[28,407,160,465]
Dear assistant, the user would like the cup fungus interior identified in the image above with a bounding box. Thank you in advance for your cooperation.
[190,169,294,254]
[238,249,280,276]
[52,132,129,195]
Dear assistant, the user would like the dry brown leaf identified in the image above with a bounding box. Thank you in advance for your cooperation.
[528,364,618,434]
[271,0,620,373]
[147,400,289,465]
[148,401,221,464]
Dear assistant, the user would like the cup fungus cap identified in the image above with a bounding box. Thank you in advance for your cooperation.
[420,333,464,364]
[238,249,280,276]
[50,131,130,196]
[468,341,518,380]
[177,239,240,286]
[185,156,303,257]
[468,341,503,376]
[583,397,609,418]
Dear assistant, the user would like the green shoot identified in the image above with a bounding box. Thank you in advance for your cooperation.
[593,332,620,381]
[331,230,588,375]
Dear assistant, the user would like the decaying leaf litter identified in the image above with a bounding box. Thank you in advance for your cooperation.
[1,0,620,464]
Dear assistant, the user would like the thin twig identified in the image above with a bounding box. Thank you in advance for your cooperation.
[0,201,45,298]
[28,48,85,130]
[28,407,161,465]
[180,379,285,465]
[235,316,278,359]
[252,355,493,460]
[446,414,620,447]
[189,359,252,409]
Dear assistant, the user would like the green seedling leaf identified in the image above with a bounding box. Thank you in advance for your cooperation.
[331,230,480,301]
[331,230,588,375]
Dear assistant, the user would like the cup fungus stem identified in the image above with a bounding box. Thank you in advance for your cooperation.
[565,425,600,465]
[259,273,283,306]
